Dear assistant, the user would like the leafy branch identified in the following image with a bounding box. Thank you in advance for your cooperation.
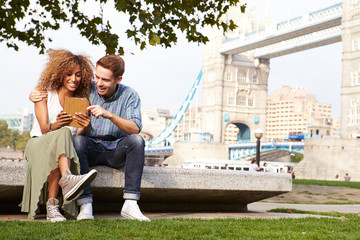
[0,0,245,55]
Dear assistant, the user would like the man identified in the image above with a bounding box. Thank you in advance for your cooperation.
[74,55,149,221]
[263,162,275,173]
[30,55,149,222]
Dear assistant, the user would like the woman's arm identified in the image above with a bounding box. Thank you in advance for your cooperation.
[34,97,51,135]
[34,97,73,134]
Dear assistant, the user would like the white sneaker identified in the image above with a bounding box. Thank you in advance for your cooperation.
[46,198,66,222]
[77,203,94,220]
[121,200,150,222]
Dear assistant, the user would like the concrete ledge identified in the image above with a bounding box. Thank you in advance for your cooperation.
[0,161,292,212]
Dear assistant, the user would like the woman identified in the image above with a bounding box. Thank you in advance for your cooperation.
[20,49,97,222]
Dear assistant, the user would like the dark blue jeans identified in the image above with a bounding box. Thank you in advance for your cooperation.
[73,134,145,205]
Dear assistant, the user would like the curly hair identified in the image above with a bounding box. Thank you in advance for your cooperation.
[36,49,94,98]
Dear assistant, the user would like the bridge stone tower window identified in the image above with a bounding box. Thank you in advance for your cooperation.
[237,70,247,83]
[226,73,232,82]
[236,91,247,106]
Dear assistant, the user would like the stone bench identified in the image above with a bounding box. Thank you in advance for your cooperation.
[0,161,292,212]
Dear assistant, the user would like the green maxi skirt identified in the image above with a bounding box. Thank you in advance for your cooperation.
[20,128,80,219]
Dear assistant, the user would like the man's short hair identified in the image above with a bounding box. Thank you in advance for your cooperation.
[96,55,125,79]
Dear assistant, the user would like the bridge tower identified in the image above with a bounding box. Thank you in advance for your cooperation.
[201,7,269,144]
[341,0,360,138]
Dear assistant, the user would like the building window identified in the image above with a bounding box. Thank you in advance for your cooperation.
[226,73,232,82]
[252,75,258,84]
[237,70,247,83]
[248,98,254,107]
[236,94,246,106]
[228,97,234,106]
[207,72,216,82]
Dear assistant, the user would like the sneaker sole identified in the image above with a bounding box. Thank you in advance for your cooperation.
[77,214,95,221]
[47,217,66,222]
[64,169,98,201]
[121,211,151,222]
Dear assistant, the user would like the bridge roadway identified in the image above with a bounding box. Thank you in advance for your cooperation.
[220,2,342,58]
[146,142,304,160]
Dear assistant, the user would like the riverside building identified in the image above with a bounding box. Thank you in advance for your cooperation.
[266,85,338,141]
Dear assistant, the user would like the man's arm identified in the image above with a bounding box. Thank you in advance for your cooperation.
[29,89,48,103]
[87,105,139,134]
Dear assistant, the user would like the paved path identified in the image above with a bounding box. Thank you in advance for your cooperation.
[2,202,359,221]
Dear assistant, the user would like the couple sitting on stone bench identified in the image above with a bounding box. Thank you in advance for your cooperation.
[21,50,150,222]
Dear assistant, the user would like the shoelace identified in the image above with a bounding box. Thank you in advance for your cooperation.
[48,205,62,217]
[65,174,83,181]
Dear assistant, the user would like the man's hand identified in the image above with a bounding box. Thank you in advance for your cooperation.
[74,112,91,128]
[29,90,47,103]
[87,105,139,134]
[56,111,72,127]
[87,105,112,119]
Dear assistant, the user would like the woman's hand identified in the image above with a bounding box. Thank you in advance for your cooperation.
[55,111,72,128]
[74,112,91,128]
[29,90,47,103]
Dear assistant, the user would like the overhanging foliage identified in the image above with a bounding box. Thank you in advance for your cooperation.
[1,0,246,54]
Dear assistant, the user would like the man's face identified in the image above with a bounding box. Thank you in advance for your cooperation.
[95,65,122,98]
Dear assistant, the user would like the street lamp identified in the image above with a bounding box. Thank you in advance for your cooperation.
[254,129,263,168]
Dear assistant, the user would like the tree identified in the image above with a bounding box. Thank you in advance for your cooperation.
[0,119,31,152]
[1,0,245,55]
[291,153,303,163]
[0,120,11,147]
[15,130,31,153]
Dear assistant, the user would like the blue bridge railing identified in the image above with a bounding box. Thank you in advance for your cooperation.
[228,142,304,160]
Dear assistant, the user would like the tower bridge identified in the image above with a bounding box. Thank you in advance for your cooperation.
[220,3,342,58]
[146,1,360,172]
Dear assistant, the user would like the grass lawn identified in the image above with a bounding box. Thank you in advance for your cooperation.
[2,179,359,239]
[1,212,360,240]
[293,179,360,189]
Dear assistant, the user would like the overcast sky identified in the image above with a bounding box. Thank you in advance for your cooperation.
[0,0,342,117]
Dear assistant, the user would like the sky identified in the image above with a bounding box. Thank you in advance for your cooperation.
[0,0,342,117]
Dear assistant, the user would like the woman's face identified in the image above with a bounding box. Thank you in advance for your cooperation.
[63,65,81,92]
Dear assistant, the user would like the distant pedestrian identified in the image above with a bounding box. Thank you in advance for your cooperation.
[344,173,351,182]
[250,159,260,172]
[263,162,275,173]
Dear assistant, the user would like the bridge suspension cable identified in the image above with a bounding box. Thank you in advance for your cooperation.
[146,70,203,147]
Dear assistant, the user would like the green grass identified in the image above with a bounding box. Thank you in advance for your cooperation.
[293,179,360,189]
[1,216,360,240]
[298,191,321,195]
[261,200,360,205]
[267,208,353,218]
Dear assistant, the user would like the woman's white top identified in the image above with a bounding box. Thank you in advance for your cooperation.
[30,91,77,137]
